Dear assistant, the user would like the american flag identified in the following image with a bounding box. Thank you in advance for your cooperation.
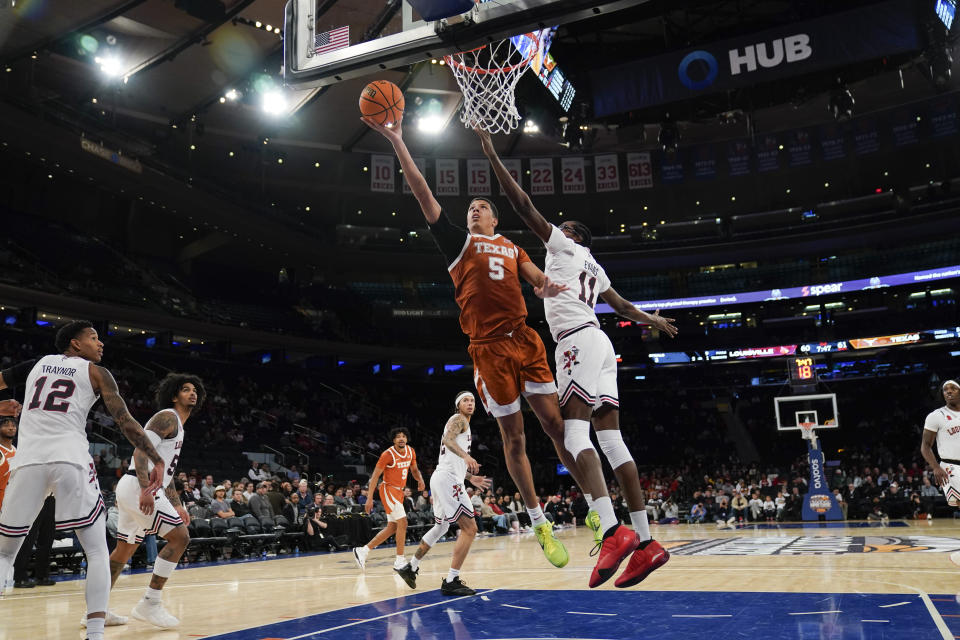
[315,25,349,55]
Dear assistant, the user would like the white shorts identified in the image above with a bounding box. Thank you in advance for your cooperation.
[0,462,104,537]
[115,474,183,544]
[430,469,474,524]
[555,325,619,410]
[942,462,960,506]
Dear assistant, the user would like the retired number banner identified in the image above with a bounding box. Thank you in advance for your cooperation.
[436,158,460,196]
[561,157,586,194]
[466,159,490,196]
[594,154,619,192]
[530,158,555,196]
[627,152,653,189]
[498,158,522,195]
[370,155,395,193]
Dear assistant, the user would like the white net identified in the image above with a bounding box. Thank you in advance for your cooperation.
[799,422,816,441]
[444,33,537,134]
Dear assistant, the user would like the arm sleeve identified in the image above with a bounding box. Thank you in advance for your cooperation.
[923,411,941,433]
[427,211,470,265]
[543,225,574,255]
[1,359,36,388]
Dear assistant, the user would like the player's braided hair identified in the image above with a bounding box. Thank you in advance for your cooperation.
[154,372,206,410]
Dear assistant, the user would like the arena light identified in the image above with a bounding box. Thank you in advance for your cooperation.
[96,55,124,78]
[523,120,539,134]
[261,90,288,115]
[224,88,239,101]
[417,115,446,133]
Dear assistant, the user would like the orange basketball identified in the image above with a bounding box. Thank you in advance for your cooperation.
[359,80,405,126]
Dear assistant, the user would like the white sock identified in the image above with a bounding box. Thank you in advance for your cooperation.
[527,506,547,528]
[592,496,618,533]
[144,586,163,603]
[410,556,420,571]
[583,493,594,509]
[630,510,651,541]
[394,555,406,568]
[446,567,460,582]
[85,618,105,640]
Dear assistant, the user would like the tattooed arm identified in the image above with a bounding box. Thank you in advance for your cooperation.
[442,414,479,475]
[166,484,190,525]
[90,365,164,493]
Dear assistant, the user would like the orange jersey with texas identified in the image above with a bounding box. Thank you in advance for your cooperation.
[0,443,14,510]
[377,446,415,489]
[449,233,531,339]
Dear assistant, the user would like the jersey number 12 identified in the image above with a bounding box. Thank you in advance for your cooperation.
[27,377,76,413]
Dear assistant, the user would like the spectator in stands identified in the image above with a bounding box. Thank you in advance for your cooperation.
[248,460,267,482]
[303,504,345,552]
[357,487,368,507]
[920,476,939,519]
[508,492,530,529]
[731,491,749,523]
[401,487,415,514]
[866,501,889,525]
[659,498,679,524]
[295,479,313,505]
[200,475,216,502]
[265,480,285,516]
[883,483,909,519]
[221,479,233,499]
[209,486,234,519]
[243,481,255,501]
[714,498,735,529]
[774,491,786,520]
[284,492,304,525]
[287,464,300,483]
[248,482,275,520]
[545,494,572,527]
[748,492,763,522]
[785,487,803,520]
[688,502,706,524]
[762,495,776,521]
[230,488,251,518]
[334,488,350,509]
[179,481,198,510]
[343,488,359,509]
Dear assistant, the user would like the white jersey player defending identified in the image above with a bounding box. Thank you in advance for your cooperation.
[89,372,204,630]
[476,128,677,589]
[0,321,164,640]
[922,380,960,504]
[395,391,491,596]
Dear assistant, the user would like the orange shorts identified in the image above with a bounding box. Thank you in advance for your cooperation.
[468,324,556,418]
[379,484,406,522]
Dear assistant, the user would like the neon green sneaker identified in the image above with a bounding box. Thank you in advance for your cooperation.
[534,522,569,568]
[585,509,603,545]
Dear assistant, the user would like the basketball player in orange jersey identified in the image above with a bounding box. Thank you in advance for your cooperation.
[362,115,589,567]
[0,415,17,512]
[354,427,425,573]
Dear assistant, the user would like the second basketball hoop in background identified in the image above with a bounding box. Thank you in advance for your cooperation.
[359,80,405,126]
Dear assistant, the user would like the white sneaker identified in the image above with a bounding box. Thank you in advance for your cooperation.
[80,611,129,627]
[131,598,180,629]
[950,551,960,568]
[353,546,368,570]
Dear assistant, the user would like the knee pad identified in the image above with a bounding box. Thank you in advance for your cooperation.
[563,419,594,459]
[421,521,449,548]
[596,429,634,469]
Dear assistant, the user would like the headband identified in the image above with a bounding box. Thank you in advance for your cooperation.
[455,391,474,410]
[943,380,960,391]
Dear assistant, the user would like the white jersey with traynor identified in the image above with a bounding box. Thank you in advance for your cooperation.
[543,225,612,342]
[923,405,960,460]
[12,355,99,469]
[436,417,471,480]
[127,408,184,490]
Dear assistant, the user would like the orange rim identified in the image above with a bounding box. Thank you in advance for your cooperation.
[443,32,539,75]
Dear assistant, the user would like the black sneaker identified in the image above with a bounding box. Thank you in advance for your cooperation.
[394,563,418,589]
[441,577,476,596]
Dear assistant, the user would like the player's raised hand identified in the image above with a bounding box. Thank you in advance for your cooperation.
[0,399,21,416]
[534,275,569,299]
[139,488,156,516]
[650,310,679,338]
[464,454,480,475]
[473,126,495,155]
[469,475,492,491]
[360,115,403,142]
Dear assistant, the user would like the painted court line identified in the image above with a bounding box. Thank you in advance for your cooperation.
[672,614,733,618]
[861,620,890,623]
[567,611,617,617]
[501,604,532,610]
[788,610,842,616]
[879,601,911,608]
[284,589,500,639]
[919,592,953,640]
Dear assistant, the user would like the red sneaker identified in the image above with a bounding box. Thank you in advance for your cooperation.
[614,539,670,588]
[588,525,639,588]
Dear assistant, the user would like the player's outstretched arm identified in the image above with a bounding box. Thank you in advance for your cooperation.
[475,128,551,242]
[361,116,441,224]
[518,263,569,299]
[91,365,164,492]
[599,286,678,338]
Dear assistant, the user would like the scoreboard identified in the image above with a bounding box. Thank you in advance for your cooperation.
[789,356,818,384]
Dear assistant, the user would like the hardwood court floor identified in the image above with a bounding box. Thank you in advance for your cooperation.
[2,519,960,639]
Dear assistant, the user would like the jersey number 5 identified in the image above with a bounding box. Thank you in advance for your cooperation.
[27,377,76,413]
[578,272,598,308]
[488,256,504,280]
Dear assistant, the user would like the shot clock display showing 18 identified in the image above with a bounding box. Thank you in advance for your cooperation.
[790,357,818,384]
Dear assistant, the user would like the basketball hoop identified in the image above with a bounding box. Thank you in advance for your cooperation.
[799,421,816,441]
[444,32,538,134]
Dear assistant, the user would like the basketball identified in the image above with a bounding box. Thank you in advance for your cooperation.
[359,80,405,125]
